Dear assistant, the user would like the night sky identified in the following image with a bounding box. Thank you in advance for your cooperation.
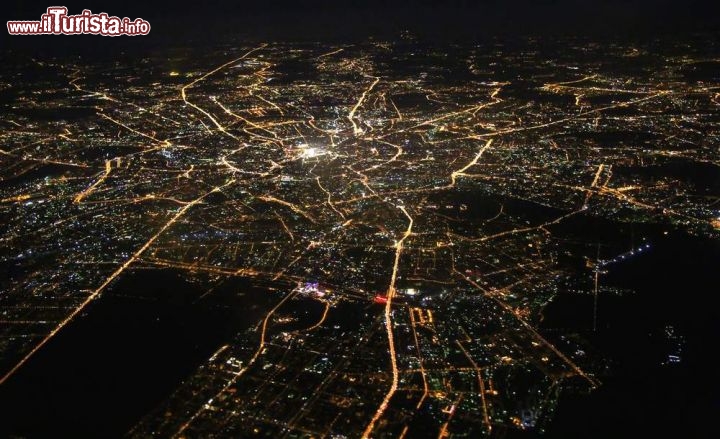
[3,0,719,47]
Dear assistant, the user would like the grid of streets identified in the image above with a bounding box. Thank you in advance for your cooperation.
[1,38,719,437]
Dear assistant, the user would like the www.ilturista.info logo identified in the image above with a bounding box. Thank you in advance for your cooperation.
[7,7,150,36]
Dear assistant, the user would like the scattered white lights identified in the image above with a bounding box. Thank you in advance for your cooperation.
[297,143,326,159]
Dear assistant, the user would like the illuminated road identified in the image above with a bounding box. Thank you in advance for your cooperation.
[173,285,300,438]
[0,180,235,386]
[362,205,414,439]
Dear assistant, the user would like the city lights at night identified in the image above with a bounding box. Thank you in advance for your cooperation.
[1,1,719,438]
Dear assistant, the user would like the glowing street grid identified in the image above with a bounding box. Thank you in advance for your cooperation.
[1,39,719,437]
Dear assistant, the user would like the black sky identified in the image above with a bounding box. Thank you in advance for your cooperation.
[4,0,719,44]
